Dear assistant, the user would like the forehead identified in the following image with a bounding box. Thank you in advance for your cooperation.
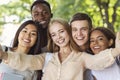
[49,22,65,33]
[71,20,89,28]
[91,30,105,37]
[32,3,50,12]
[24,24,37,30]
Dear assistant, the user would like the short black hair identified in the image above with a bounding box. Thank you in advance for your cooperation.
[70,12,92,31]
[31,0,51,12]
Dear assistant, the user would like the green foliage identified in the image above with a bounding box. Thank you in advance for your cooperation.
[0,0,120,34]
[48,0,120,32]
[0,0,33,24]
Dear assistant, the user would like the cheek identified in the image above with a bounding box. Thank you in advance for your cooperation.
[52,37,56,43]
[99,41,109,50]
[90,43,93,49]
[102,43,109,49]
[32,37,37,43]
[66,35,70,41]
[85,31,89,36]
[18,34,22,41]
[72,32,75,37]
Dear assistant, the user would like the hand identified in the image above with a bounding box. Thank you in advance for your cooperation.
[116,32,120,49]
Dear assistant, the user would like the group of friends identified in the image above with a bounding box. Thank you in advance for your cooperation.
[0,0,120,80]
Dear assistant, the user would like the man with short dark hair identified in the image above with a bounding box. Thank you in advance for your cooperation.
[70,12,94,80]
[30,1,53,80]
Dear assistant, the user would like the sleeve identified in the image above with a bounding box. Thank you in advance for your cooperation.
[83,48,115,70]
[32,71,38,80]
[84,69,94,80]
[3,52,46,71]
[116,55,120,66]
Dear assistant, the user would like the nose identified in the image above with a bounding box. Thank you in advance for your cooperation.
[77,30,83,36]
[37,13,44,19]
[34,13,44,21]
[57,33,62,39]
[25,33,30,38]
[93,40,98,45]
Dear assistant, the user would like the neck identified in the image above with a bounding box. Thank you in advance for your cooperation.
[58,46,72,62]
[79,44,89,52]
[14,46,30,54]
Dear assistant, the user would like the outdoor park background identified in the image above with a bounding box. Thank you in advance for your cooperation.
[0,0,120,47]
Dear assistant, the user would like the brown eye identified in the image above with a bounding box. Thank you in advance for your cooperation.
[90,39,95,43]
[59,30,64,33]
[22,29,27,33]
[42,11,48,15]
[81,27,88,32]
[31,32,37,36]
[34,13,39,17]
[98,37,104,41]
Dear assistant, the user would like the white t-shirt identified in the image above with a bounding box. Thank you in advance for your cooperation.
[92,62,120,80]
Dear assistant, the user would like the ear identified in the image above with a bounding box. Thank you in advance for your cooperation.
[108,39,113,47]
[51,13,53,18]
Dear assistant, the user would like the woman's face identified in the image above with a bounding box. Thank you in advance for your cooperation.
[49,22,70,48]
[90,30,111,54]
[18,24,37,48]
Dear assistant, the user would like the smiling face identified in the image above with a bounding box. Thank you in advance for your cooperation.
[49,22,70,48]
[71,20,89,47]
[90,30,111,54]
[31,3,52,28]
[18,24,37,48]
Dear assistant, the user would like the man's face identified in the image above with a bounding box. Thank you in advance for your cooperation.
[31,3,52,28]
[71,20,89,47]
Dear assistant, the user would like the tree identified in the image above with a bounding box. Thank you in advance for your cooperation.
[0,0,120,34]
[0,0,33,25]
[48,0,120,32]
[96,0,120,32]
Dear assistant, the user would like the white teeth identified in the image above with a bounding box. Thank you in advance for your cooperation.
[94,46,100,49]
[58,40,64,44]
[23,39,30,43]
[39,21,46,24]
[57,39,64,44]
[76,37,84,40]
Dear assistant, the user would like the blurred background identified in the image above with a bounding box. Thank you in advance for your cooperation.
[0,0,120,47]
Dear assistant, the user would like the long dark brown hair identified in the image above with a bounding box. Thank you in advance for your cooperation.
[89,27,116,54]
[12,20,42,54]
[12,20,43,80]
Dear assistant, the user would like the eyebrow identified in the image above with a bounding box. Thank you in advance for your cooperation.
[90,35,104,39]
[23,28,37,32]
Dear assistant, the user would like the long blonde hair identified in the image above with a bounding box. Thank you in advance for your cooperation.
[47,18,81,53]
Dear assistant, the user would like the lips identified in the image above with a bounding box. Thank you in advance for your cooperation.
[93,46,100,49]
[92,46,101,54]
[23,39,30,43]
[57,38,65,44]
[75,36,85,41]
